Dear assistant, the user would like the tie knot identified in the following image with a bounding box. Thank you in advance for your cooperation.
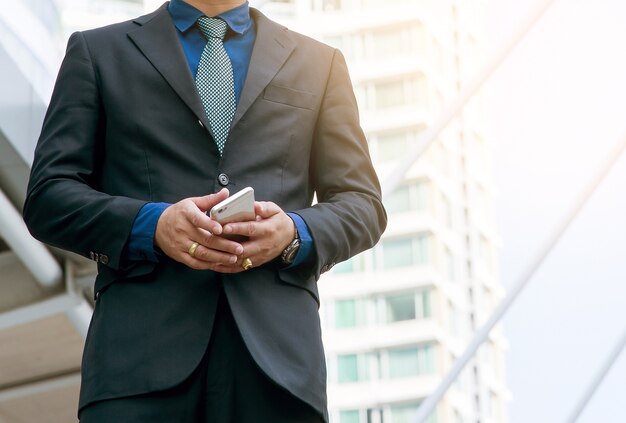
[197,17,228,40]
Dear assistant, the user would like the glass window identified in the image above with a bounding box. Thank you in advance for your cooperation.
[388,344,435,378]
[333,258,354,274]
[375,80,405,109]
[389,403,421,423]
[384,180,427,213]
[337,354,358,383]
[335,298,367,328]
[386,293,416,322]
[384,185,411,213]
[413,181,427,210]
[370,27,405,59]
[324,35,344,51]
[419,344,436,374]
[339,410,360,423]
[333,254,364,274]
[382,238,413,269]
[377,132,407,163]
[381,235,430,269]
[367,408,382,422]
[421,290,432,319]
[337,353,374,383]
[415,234,429,264]
[448,301,459,335]
[388,347,419,378]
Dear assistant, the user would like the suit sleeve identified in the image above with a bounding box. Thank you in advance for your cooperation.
[23,32,149,271]
[294,49,387,280]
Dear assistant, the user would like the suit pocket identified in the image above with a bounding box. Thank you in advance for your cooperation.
[94,261,156,300]
[276,266,320,307]
[263,84,317,110]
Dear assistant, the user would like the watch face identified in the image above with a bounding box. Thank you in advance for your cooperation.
[283,238,301,264]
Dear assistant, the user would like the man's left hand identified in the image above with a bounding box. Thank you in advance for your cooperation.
[217,202,295,272]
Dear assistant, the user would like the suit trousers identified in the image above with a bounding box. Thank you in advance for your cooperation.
[79,283,324,423]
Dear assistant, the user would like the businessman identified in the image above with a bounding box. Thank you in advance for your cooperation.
[24,0,386,421]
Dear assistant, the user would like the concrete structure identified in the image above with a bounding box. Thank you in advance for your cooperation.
[0,1,130,421]
[256,1,509,422]
[0,0,508,421]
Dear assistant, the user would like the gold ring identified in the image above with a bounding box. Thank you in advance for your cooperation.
[188,242,200,257]
[242,258,253,270]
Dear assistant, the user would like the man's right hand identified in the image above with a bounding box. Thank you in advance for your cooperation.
[154,189,244,270]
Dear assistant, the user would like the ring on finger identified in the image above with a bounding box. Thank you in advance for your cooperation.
[188,242,200,258]
[242,258,253,270]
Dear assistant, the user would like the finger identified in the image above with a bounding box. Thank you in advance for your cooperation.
[222,219,258,237]
[239,239,262,258]
[219,258,255,273]
[210,263,247,274]
[192,188,229,212]
[232,253,272,270]
[190,243,239,265]
[183,253,248,273]
[179,251,223,271]
[193,228,244,255]
[184,203,224,235]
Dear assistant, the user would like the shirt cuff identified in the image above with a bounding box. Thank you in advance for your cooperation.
[286,212,314,268]
[126,202,170,262]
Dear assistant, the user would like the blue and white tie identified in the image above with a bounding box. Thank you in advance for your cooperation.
[196,17,236,156]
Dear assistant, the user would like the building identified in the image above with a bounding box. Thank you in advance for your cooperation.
[255,1,509,422]
[0,0,507,421]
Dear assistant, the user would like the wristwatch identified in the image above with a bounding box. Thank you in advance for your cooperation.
[281,226,301,265]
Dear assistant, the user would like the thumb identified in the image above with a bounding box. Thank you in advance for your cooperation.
[193,188,229,212]
[254,201,282,219]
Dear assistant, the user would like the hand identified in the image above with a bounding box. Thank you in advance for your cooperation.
[154,189,244,270]
[218,201,295,273]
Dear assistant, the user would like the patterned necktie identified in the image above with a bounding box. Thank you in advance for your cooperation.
[196,17,236,156]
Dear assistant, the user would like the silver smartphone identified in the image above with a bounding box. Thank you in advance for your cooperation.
[209,187,255,224]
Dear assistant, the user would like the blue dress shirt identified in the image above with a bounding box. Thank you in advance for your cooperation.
[126,0,313,266]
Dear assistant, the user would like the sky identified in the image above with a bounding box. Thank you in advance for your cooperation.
[485,0,626,421]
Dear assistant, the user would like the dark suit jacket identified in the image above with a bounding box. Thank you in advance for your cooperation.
[23,3,386,420]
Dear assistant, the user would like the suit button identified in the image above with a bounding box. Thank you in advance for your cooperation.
[99,254,109,265]
[218,173,229,186]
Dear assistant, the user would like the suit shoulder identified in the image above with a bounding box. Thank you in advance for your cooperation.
[287,28,335,55]
[79,4,167,41]
[251,8,335,56]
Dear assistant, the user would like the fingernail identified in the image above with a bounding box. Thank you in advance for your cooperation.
[230,255,237,263]
[235,246,243,255]
[224,226,232,234]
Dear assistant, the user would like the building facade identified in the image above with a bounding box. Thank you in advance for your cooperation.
[0,0,507,421]
[256,1,509,422]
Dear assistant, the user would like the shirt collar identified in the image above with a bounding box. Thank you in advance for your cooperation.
[169,0,252,35]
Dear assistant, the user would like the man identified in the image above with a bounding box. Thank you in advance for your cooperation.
[23,0,386,421]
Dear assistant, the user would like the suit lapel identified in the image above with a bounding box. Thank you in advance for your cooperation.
[230,9,296,130]
[127,6,212,132]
